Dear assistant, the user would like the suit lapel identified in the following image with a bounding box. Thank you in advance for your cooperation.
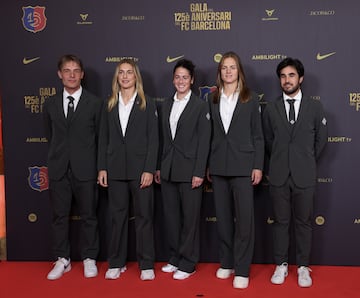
[226,95,243,133]
[175,94,195,132]
[275,97,292,135]
[111,95,140,138]
[56,94,67,123]
[110,102,123,138]
[126,95,141,136]
[68,90,88,124]
[213,101,226,134]
[164,98,174,139]
[292,96,309,136]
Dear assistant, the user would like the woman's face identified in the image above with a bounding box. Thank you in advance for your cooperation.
[117,63,136,90]
[220,57,238,85]
[173,66,193,98]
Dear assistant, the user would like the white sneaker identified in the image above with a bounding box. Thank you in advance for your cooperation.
[47,257,71,280]
[173,270,195,280]
[161,263,178,273]
[105,266,127,280]
[233,276,249,289]
[298,266,312,287]
[271,263,288,285]
[83,258,98,278]
[140,269,155,281]
[216,268,234,279]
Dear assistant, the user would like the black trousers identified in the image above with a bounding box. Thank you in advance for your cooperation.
[107,179,154,270]
[270,176,315,267]
[49,170,99,260]
[212,175,255,277]
[161,179,202,273]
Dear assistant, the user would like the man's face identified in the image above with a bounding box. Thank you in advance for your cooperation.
[58,61,84,94]
[279,65,303,97]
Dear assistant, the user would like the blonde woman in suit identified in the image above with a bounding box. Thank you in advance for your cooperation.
[98,59,158,281]
[207,52,264,289]
[155,59,211,280]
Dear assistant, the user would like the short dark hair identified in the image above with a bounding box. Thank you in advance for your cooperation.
[276,57,304,78]
[57,54,84,71]
[173,59,195,79]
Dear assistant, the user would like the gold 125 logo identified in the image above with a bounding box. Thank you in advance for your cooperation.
[349,93,360,111]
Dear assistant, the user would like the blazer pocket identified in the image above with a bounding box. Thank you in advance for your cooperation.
[135,150,146,156]
[184,150,196,159]
[230,142,254,152]
[237,144,255,152]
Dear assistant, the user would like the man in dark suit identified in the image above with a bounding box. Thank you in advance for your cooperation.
[43,54,103,280]
[263,57,328,287]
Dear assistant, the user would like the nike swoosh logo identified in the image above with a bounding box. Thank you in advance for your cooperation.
[23,57,40,65]
[316,52,336,61]
[166,55,184,63]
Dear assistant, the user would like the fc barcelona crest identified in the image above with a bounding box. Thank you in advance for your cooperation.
[199,86,217,101]
[28,166,49,192]
[22,6,47,33]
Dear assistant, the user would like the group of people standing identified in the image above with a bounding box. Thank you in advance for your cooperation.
[43,52,327,289]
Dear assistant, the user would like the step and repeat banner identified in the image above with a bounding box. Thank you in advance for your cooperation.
[0,1,359,265]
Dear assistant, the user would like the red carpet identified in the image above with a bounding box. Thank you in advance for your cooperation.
[1,262,359,298]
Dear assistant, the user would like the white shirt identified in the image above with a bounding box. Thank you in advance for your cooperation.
[219,90,239,134]
[118,91,136,136]
[63,87,82,117]
[169,90,191,139]
[283,89,302,121]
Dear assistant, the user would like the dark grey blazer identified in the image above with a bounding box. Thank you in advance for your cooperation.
[208,92,264,176]
[43,89,103,181]
[263,95,328,188]
[158,93,211,182]
[97,95,158,180]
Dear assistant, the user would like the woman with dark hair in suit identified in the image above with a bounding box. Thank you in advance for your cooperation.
[98,58,158,281]
[154,59,211,280]
[207,51,264,289]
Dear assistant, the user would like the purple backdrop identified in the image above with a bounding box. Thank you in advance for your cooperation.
[0,0,359,265]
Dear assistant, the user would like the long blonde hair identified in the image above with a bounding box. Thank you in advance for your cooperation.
[107,58,146,111]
